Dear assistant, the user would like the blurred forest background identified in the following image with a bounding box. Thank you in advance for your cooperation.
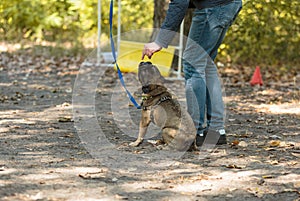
[1,0,299,67]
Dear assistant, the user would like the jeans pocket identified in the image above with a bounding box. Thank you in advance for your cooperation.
[193,9,209,23]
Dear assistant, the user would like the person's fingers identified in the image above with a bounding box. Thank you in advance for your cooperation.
[142,45,146,60]
[142,47,149,60]
[148,50,153,59]
[142,42,162,60]
[141,50,146,60]
[142,49,151,60]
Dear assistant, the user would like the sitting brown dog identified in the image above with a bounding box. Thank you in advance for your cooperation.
[129,62,197,151]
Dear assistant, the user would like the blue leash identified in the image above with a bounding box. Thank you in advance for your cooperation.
[109,0,141,109]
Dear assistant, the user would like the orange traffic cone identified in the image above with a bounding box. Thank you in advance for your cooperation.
[250,66,263,86]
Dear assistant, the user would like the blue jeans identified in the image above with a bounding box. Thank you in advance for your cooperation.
[183,0,242,134]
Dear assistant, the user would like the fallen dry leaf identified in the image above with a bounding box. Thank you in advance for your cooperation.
[58,116,73,122]
[267,160,279,165]
[239,141,248,147]
[247,187,264,198]
[115,194,129,200]
[225,164,246,169]
[78,171,105,179]
[264,147,277,151]
[291,153,300,158]
[61,133,74,138]
[269,140,281,147]
[149,186,163,190]
[294,182,300,188]
[262,175,274,179]
[231,139,240,146]
[287,161,298,166]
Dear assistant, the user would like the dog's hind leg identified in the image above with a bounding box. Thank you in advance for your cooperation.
[161,128,177,150]
[162,128,195,151]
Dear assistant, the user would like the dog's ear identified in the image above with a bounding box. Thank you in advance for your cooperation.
[139,61,152,65]
[138,64,147,84]
[152,64,166,84]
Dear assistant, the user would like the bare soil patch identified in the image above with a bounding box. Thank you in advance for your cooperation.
[0,50,299,201]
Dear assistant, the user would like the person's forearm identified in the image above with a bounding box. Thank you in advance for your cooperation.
[155,0,189,48]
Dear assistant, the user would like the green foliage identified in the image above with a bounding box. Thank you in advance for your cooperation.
[220,0,300,66]
[120,1,153,31]
[0,0,80,42]
[0,0,299,67]
[0,0,153,43]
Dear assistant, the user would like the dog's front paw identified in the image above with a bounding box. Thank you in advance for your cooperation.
[129,140,142,147]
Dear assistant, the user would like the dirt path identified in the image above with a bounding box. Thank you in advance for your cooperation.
[0,50,299,201]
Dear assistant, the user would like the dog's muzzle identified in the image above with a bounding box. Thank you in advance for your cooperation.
[140,61,152,66]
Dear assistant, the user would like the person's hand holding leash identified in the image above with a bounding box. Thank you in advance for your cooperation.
[142,42,162,60]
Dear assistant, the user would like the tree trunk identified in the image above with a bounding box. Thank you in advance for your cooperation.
[184,9,194,37]
[152,0,194,71]
[150,0,169,41]
[152,0,193,38]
